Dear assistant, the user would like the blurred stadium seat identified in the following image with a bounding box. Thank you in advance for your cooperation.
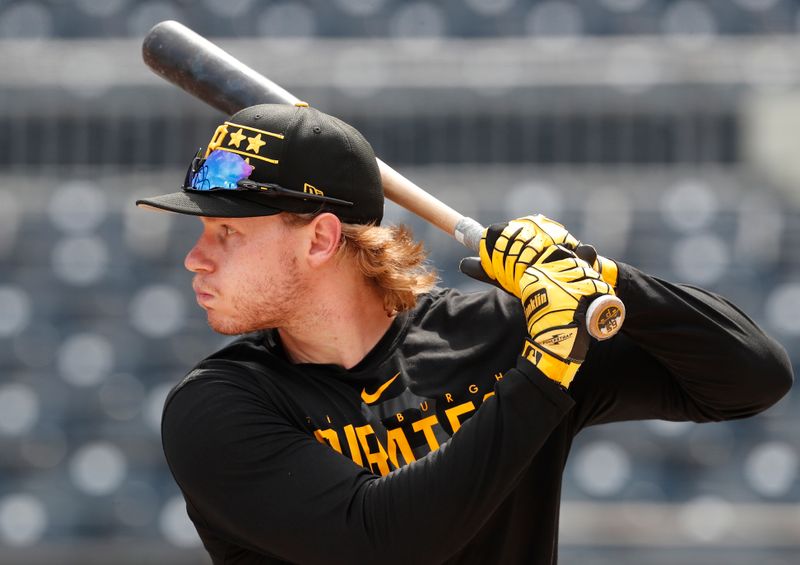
[2,0,800,39]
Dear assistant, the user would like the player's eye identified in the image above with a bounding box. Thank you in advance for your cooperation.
[221,224,236,237]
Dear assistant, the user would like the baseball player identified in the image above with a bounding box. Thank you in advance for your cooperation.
[136,103,792,565]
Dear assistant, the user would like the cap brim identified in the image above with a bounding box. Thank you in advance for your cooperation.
[135,191,283,218]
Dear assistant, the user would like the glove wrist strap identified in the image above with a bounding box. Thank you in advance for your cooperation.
[521,339,580,388]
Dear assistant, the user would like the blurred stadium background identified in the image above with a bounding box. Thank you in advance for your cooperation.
[0,0,799,563]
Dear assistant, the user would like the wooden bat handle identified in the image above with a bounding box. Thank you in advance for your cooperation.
[377,159,483,250]
[141,20,624,340]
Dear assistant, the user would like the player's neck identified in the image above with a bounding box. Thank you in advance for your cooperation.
[276,271,395,370]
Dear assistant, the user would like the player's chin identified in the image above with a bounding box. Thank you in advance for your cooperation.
[207,317,243,336]
[206,314,269,336]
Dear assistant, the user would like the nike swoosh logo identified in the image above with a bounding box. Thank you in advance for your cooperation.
[361,372,401,404]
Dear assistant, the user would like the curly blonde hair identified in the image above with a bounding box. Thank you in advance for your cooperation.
[281,213,438,314]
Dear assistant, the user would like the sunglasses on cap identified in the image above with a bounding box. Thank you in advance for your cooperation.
[182,149,355,208]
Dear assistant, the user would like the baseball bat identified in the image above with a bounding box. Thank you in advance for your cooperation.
[141,20,624,340]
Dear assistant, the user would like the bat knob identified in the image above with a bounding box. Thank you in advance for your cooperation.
[585,294,625,340]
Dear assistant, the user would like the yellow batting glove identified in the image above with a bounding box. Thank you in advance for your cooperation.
[575,244,619,289]
[479,215,581,296]
[524,214,580,249]
[518,248,614,388]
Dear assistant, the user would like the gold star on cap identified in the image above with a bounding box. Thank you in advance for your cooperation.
[228,128,246,148]
[246,133,266,154]
[210,121,283,164]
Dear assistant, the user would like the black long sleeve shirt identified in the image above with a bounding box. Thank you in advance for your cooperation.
[161,264,793,564]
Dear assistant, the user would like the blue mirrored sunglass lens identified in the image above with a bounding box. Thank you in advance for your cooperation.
[190,150,255,190]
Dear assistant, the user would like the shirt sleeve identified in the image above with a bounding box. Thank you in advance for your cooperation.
[161,360,573,565]
[569,263,793,429]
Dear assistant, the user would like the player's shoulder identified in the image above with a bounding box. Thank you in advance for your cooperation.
[164,332,285,412]
[415,285,524,325]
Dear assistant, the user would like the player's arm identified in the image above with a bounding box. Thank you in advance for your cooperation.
[162,356,572,565]
[463,212,791,425]
[570,263,793,428]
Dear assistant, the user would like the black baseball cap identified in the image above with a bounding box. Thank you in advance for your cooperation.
[136,103,384,225]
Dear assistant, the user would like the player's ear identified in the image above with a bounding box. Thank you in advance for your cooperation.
[305,213,342,267]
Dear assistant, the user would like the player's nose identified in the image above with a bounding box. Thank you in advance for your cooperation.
[184,236,214,274]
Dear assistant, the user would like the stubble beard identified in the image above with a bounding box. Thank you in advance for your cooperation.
[206,253,307,336]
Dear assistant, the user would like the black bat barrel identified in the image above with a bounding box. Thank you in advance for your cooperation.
[142,20,300,115]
